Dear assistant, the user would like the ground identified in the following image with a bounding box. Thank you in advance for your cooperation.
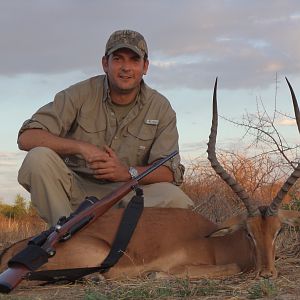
[1,256,300,300]
[1,209,300,299]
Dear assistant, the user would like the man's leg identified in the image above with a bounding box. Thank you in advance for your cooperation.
[71,180,194,209]
[119,182,194,208]
[18,147,86,226]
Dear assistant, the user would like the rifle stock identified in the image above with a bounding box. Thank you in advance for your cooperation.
[0,150,178,293]
[0,265,29,293]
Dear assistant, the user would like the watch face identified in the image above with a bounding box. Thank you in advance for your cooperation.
[129,167,138,178]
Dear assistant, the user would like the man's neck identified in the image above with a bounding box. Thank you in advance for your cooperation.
[110,88,140,105]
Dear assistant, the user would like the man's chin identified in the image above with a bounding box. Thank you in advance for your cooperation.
[116,84,138,94]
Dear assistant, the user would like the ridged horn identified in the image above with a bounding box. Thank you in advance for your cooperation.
[266,78,300,216]
[207,78,260,217]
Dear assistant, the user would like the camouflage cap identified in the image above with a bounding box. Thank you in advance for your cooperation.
[105,30,148,58]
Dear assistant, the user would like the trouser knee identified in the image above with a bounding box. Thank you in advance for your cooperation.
[18,147,74,225]
[147,182,194,208]
[120,182,194,208]
[18,147,64,188]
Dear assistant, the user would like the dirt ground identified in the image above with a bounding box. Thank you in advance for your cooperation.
[1,256,300,300]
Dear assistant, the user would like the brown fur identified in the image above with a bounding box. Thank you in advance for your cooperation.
[1,207,299,279]
[0,208,248,279]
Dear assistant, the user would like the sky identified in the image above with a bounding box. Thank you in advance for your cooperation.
[0,0,300,204]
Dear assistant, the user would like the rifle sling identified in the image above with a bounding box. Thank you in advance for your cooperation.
[28,187,144,282]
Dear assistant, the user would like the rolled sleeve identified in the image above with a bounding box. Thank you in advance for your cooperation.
[148,105,184,185]
[168,157,185,186]
[18,90,77,138]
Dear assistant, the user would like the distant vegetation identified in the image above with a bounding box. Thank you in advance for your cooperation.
[0,194,46,247]
[0,194,37,219]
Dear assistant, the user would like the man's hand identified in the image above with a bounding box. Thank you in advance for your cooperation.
[18,129,173,184]
[85,145,130,182]
[79,142,110,164]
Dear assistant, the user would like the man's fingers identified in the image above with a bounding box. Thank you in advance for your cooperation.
[86,154,109,164]
[104,145,117,159]
[88,160,114,170]
[93,168,116,180]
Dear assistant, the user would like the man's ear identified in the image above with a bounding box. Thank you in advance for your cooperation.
[102,56,108,73]
[207,222,245,237]
[143,59,149,75]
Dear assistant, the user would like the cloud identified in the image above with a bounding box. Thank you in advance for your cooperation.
[276,118,296,126]
[0,0,299,89]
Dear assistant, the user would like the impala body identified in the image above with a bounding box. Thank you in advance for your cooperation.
[0,208,255,279]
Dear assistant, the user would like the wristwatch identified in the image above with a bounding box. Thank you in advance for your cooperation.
[128,167,139,179]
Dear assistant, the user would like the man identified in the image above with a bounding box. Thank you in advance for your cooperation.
[17,29,194,226]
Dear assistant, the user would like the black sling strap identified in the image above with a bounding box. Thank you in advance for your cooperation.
[28,187,144,282]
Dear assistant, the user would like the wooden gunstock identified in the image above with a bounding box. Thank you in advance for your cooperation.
[0,265,30,293]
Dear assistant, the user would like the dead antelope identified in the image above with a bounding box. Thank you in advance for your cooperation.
[1,78,300,281]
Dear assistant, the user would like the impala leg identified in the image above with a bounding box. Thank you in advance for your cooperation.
[154,263,242,279]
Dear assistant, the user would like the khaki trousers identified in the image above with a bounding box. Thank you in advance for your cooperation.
[18,147,194,226]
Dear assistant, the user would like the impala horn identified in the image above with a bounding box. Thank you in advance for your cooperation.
[207,78,260,217]
[266,78,300,216]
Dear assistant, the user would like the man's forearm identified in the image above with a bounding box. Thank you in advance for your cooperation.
[18,129,175,184]
[135,165,174,184]
[18,129,83,156]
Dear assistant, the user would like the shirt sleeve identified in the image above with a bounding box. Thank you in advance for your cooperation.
[18,90,77,138]
[148,102,185,186]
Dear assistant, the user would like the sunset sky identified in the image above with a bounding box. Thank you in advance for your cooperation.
[1,0,300,204]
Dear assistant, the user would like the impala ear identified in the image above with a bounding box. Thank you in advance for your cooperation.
[278,209,300,227]
[207,223,244,237]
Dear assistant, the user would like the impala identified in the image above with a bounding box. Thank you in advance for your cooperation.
[1,78,300,280]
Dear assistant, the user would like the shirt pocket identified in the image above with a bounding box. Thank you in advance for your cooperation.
[76,114,107,146]
[126,122,157,164]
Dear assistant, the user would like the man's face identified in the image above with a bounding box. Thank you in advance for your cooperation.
[102,48,149,95]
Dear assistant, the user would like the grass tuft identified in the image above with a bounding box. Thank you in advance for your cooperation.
[247,279,278,299]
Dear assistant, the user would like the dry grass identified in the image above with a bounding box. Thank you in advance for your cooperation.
[0,214,46,249]
[1,263,300,299]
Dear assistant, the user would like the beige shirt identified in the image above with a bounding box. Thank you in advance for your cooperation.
[19,75,184,185]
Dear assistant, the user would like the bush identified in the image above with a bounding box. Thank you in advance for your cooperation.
[0,194,36,218]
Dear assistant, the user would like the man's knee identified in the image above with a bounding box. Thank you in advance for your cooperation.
[18,147,63,186]
[142,182,194,208]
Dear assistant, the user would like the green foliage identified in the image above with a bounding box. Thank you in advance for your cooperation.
[282,198,300,211]
[0,194,33,218]
[283,181,300,211]
[247,279,278,299]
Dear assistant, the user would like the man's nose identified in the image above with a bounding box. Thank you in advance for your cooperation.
[120,60,131,71]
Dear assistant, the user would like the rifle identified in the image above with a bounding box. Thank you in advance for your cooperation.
[0,150,178,293]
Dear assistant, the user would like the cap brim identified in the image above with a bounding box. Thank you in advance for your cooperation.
[106,43,144,57]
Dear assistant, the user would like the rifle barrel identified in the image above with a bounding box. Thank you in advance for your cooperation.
[136,150,178,181]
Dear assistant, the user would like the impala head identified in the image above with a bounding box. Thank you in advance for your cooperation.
[207,77,300,278]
